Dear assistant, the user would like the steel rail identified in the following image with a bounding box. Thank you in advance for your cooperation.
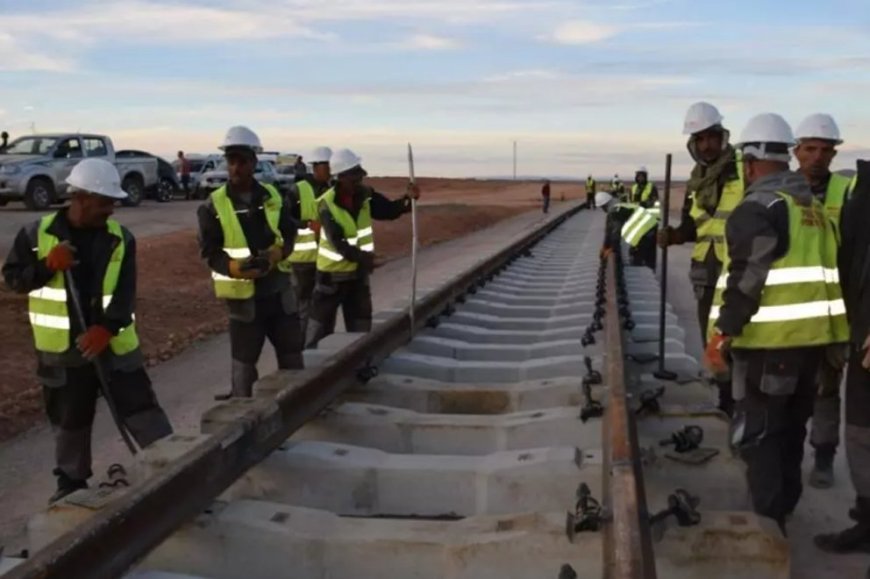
[602,252,657,579]
[6,204,584,579]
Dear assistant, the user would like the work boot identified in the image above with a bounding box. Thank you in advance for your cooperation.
[49,468,87,504]
[809,446,836,489]
[816,498,870,554]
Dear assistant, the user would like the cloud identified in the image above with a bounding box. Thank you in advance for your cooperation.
[549,20,620,44]
[405,33,462,50]
[0,32,76,72]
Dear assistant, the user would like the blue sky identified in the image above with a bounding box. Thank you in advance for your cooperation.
[1,0,869,178]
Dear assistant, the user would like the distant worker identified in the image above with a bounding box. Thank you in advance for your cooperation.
[611,174,624,200]
[658,101,745,415]
[293,155,307,183]
[630,166,659,208]
[705,113,847,533]
[0,130,9,152]
[815,161,870,557]
[793,113,852,489]
[305,148,420,348]
[177,151,191,198]
[197,126,301,400]
[2,158,173,502]
[586,174,597,208]
[285,146,332,337]
[541,180,551,214]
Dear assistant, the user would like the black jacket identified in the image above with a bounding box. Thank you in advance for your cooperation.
[319,185,410,278]
[840,160,870,344]
[197,181,297,299]
[2,209,138,366]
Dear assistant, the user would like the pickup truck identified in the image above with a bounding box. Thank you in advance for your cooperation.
[0,133,158,210]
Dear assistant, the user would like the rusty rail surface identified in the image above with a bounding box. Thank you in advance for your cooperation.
[6,204,584,579]
[602,252,657,579]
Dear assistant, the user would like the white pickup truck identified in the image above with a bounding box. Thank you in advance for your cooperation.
[0,133,158,210]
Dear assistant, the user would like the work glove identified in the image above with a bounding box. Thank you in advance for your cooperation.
[264,244,285,270]
[599,246,613,260]
[863,334,870,370]
[308,220,321,238]
[228,258,268,280]
[406,183,421,201]
[45,241,76,272]
[824,343,849,371]
[76,325,113,360]
[704,331,731,375]
[358,252,376,273]
[656,226,684,249]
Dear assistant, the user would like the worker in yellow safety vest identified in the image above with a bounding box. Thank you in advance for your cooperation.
[704,113,847,533]
[630,166,658,207]
[791,113,854,490]
[197,126,301,399]
[2,158,172,502]
[305,148,420,348]
[658,101,745,415]
[285,146,332,337]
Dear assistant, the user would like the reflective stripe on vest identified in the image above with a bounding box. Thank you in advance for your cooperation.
[210,183,284,300]
[621,208,659,247]
[631,182,653,204]
[708,192,848,348]
[289,180,319,264]
[316,188,374,273]
[689,151,745,265]
[28,214,140,355]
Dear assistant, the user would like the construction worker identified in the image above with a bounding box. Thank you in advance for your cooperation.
[0,130,9,152]
[586,174,597,208]
[658,102,745,415]
[305,148,420,348]
[622,202,659,270]
[285,146,331,337]
[792,113,853,489]
[197,126,301,399]
[705,113,848,532]
[815,161,870,556]
[630,166,659,208]
[541,180,551,214]
[2,158,173,502]
[611,174,625,200]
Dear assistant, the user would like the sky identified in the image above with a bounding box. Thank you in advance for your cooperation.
[1,0,869,178]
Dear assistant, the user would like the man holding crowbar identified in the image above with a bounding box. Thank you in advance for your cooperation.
[3,158,173,502]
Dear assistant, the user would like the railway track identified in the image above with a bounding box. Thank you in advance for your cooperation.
[2,205,789,578]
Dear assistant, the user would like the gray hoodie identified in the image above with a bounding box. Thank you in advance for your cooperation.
[715,170,815,337]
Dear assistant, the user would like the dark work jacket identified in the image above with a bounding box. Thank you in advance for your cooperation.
[2,209,141,369]
[840,160,870,345]
[197,181,298,320]
[318,184,411,281]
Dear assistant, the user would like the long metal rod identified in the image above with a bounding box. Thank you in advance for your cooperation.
[603,252,657,579]
[6,204,585,579]
[408,143,418,331]
[654,154,677,380]
[63,269,138,455]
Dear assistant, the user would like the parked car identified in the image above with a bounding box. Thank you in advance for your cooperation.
[173,154,222,197]
[116,149,178,202]
[194,159,293,199]
[0,134,158,210]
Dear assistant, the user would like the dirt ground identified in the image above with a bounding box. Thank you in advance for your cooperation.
[0,179,577,442]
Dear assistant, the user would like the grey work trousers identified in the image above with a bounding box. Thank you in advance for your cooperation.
[292,263,317,339]
[846,344,870,502]
[305,274,373,349]
[731,347,823,528]
[42,364,173,480]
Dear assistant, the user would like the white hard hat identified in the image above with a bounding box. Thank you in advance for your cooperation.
[309,146,333,164]
[219,125,263,153]
[331,148,363,175]
[795,113,843,145]
[65,158,127,199]
[737,113,794,163]
[636,166,648,174]
[595,191,614,208]
[683,101,724,135]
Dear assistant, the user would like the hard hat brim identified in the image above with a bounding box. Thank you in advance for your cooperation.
[65,180,128,199]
